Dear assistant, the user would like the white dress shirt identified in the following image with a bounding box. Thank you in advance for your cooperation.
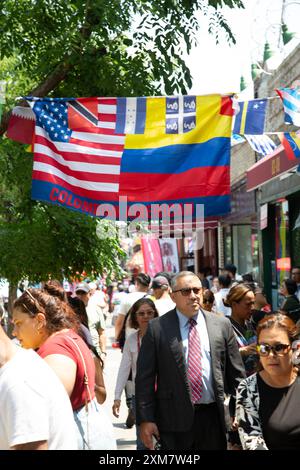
[176,309,215,404]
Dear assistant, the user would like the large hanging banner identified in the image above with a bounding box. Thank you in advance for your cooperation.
[141,238,163,277]
[25,95,233,221]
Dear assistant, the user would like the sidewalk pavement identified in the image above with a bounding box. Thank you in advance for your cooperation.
[102,318,137,451]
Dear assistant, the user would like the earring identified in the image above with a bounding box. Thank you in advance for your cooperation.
[292,340,300,365]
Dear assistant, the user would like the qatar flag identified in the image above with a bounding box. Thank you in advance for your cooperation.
[7,106,35,144]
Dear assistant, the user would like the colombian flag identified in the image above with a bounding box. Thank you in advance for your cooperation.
[25,94,233,220]
[119,94,233,217]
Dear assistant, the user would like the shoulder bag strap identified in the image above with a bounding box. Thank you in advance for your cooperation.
[64,334,93,408]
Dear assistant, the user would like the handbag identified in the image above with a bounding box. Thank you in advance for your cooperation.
[66,334,116,450]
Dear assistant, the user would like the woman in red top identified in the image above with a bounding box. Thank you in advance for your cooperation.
[13,288,116,450]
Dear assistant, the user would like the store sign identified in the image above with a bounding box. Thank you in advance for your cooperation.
[260,203,268,230]
[247,146,297,192]
[277,257,291,271]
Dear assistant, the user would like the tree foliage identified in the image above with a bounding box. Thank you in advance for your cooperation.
[0,137,125,284]
[0,0,244,129]
[0,0,244,284]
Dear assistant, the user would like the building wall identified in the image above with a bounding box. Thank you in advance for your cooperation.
[256,42,300,133]
[255,43,300,306]
[220,43,300,280]
[230,142,255,186]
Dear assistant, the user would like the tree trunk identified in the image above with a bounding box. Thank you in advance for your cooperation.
[7,283,18,337]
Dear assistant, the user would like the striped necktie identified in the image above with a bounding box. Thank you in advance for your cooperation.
[187,318,203,403]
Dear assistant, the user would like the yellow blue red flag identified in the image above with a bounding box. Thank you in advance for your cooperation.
[25,94,233,220]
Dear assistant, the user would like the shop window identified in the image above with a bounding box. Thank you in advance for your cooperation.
[232,225,253,276]
[275,200,291,286]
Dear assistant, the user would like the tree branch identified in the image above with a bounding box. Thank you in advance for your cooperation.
[0,0,105,136]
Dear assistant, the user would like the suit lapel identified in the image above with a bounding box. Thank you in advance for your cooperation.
[202,310,217,362]
[165,309,191,394]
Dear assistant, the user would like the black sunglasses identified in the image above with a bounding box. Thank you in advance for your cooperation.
[256,343,291,357]
[172,287,201,296]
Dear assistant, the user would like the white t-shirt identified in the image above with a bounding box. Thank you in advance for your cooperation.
[112,291,127,318]
[154,296,175,316]
[0,348,77,450]
[214,288,231,317]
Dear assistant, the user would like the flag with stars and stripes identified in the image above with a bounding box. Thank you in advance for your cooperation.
[28,97,124,214]
[26,94,233,220]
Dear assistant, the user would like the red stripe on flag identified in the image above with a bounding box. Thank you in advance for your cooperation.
[98,113,116,123]
[119,166,230,201]
[98,98,117,106]
[35,134,122,164]
[220,96,234,116]
[34,155,120,183]
[70,137,123,152]
[36,132,123,152]
[32,171,120,201]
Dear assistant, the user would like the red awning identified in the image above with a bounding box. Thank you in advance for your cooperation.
[247,145,297,192]
[169,218,219,231]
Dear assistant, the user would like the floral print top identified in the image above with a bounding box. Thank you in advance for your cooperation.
[236,373,268,450]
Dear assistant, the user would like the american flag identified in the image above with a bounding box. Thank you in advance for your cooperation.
[31,98,125,204]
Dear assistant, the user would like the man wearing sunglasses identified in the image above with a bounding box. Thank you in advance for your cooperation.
[136,271,245,450]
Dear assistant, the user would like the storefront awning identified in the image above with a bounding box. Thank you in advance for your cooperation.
[170,218,219,231]
[246,145,297,192]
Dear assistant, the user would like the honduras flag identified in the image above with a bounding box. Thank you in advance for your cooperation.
[115,97,147,134]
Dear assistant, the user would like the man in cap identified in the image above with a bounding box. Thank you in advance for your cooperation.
[152,275,175,316]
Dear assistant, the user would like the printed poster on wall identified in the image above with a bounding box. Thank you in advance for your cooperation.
[159,239,180,273]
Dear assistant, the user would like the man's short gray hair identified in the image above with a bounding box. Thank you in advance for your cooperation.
[170,271,201,290]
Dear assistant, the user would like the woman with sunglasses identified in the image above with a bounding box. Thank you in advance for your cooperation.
[112,298,159,449]
[236,313,300,450]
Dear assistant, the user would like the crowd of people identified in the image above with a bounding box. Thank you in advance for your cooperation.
[1,264,300,451]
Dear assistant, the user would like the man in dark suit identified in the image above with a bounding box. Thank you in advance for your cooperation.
[135,271,245,450]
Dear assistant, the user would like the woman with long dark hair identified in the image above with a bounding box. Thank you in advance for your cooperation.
[112,297,159,449]
[12,288,115,450]
[43,280,106,404]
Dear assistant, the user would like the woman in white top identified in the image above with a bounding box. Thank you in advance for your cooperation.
[112,298,159,449]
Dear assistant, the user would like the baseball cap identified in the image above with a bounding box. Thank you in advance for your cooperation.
[75,282,90,294]
[152,276,170,289]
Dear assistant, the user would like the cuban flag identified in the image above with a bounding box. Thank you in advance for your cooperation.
[276,87,300,126]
